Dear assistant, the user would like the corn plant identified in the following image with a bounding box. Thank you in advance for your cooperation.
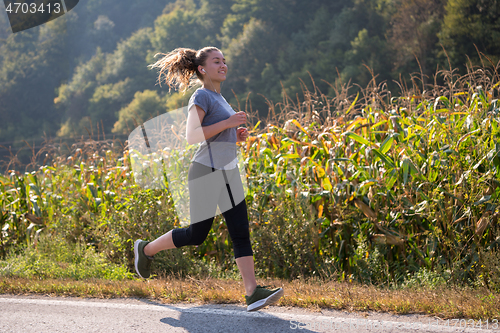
[1,61,499,287]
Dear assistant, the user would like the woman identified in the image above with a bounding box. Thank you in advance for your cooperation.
[133,46,284,312]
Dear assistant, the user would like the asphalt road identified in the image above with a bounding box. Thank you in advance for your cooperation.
[0,294,497,333]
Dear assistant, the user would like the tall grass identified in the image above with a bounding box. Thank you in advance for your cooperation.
[1,60,500,290]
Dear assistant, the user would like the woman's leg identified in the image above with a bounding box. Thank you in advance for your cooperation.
[222,167,283,312]
[143,230,175,256]
[143,161,220,256]
[226,195,283,312]
[236,255,257,297]
[220,167,257,296]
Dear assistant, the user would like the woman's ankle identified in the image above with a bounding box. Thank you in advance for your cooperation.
[143,243,154,257]
[245,283,257,297]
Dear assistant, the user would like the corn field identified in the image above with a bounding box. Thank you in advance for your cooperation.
[1,62,500,288]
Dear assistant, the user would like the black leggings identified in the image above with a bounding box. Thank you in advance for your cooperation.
[171,161,253,259]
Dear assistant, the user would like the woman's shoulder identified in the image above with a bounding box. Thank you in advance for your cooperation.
[189,88,212,103]
[188,87,201,98]
[188,88,214,112]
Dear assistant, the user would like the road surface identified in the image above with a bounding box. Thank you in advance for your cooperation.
[0,294,497,332]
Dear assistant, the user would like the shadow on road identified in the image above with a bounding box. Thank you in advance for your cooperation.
[138,299,316,333]
[159,305,316,333]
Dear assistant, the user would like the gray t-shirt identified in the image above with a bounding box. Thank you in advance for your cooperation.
[188,88,238,170]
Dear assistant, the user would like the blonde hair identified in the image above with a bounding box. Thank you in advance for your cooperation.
[148,46,221,92]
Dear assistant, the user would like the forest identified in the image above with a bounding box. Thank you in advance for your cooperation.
[0,0,499,167]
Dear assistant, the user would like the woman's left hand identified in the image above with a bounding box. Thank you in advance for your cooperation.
[236,127,249,142]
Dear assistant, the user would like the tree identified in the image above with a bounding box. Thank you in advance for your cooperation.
[387,0,446,83]
[197,0,235,45]
[90,15,118,53]
[0,13,74,143]
[112,90,166,135]
[223,18,283,116]
[88,78,135,132]
[54,47,107,136]
[150,7,204,53]
[438,0,500,70]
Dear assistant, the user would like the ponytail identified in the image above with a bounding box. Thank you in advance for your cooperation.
[148,46,221,92]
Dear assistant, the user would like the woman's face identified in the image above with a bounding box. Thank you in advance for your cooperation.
[201,50,227,82]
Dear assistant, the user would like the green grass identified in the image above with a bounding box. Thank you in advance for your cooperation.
[0,235,133,280]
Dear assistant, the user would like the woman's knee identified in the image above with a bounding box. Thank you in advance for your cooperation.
[233,239,253,258]
[172,221,212,247]
[189,231,208,246]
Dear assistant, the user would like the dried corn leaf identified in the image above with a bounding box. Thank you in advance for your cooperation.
[353,198,377,219]
[25,213,43,225]
[385,233,404,246]
[372,234,386,245]
[476,212,492,235]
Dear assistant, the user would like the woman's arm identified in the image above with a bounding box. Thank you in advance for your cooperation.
[186,105,230,145]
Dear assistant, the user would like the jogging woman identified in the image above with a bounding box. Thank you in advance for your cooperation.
[133,46,284,312]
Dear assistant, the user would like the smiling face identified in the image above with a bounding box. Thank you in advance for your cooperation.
[199,50,227,83]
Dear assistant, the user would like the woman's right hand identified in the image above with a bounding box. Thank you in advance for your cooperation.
[226,111,247,128]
